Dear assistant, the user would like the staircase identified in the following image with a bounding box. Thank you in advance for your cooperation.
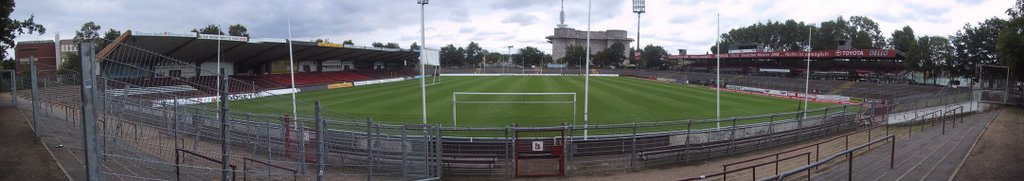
[812,110,998,181]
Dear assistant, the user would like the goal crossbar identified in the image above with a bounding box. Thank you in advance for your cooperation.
[452,92,577,127]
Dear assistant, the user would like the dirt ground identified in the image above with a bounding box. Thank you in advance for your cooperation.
[954,107,1024,180]
[0,106,68,181]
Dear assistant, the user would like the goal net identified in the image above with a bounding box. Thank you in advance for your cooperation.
[452,92,576,127]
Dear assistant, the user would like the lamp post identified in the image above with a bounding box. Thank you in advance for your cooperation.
[633,0,645,69]
[418,0,429,124]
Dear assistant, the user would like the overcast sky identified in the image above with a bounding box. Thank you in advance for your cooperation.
[10,0,1014,55]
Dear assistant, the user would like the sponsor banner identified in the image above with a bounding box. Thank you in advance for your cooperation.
[656,77,677,82]
[327,82,354,89]
[354,77,407,86]
[440,73,619,77]
[133,31,196,38]
[152,88,298,107]
[317,42,344,48]
[672,49,897,60]
[197,34,249,42]
[724,85,854,105]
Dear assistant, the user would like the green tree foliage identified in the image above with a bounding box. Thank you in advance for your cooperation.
[409,42,419,50]
[889,26,919,70]
[343,40,354,45]
[1,0,45,61]
[641,44,668,69]
[371,42,384,47]
[227,24,248,37]
[713,19,814,53]
[384,42,400,48]
[998,16,1024,79]
[559,45,586,67]
[514,46,544,67]
[96,28,121,52]
[951,18,1007,78]
[594,42,626,67]
[191,24,223,35]
[57,52,80,75]
[74,22,101,44]
[484,52,504,64]
[915,36,955,83]
[464,42,483,67]
[439,44,465,67]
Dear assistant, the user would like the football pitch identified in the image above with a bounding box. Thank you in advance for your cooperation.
[232,76,835,127]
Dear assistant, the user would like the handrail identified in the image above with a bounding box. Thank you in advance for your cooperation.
[760,135,896,181]
[679,152,811,181]
[242,157,298,181]
[175,148,237,181]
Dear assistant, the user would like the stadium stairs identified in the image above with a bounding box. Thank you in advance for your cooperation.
[810,110,998,180]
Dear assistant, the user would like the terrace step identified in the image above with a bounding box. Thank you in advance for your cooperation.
[811,111,996,181]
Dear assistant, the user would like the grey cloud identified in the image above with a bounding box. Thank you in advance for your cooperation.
[503,13,539,26]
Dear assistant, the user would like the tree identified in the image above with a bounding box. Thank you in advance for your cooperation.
[439,44,465,67]
[371,42,385,48]
[951,18,1007,78]
[343,40,354,45]
[641,44,668,69]
[560,45,586,67]
[73,22,101,44]
[915,36,955,84]
[227,24,248,37]
[409,42,419,50]
[593,42,626,67]
[191,24,223,35]
[890,26,919,70]
[1,7,44,61]
[97,28,121,50]
[57,52,80,75]
[1008,0,1023,18]
[848,16,885,49]
[998,15,1024,80]
[464,42,483,67]
[1,58,13,70]
[515,46,544,67]
[484,52,504,64]
[384,42,400,49]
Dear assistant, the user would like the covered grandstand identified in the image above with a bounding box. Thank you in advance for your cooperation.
[97,31,420,91]
[668,49,907,83]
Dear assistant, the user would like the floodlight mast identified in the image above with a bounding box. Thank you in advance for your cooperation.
[507,46,513,73]
[419,0,429,125]
[633,0,645,68]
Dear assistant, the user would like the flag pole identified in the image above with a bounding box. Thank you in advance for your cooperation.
[287,14,298,122]
[803,26,812,118]
[583,0,592,140]
[419,0,429,125]
[715,13,721,129]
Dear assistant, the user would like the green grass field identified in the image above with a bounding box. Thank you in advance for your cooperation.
[232,76,834,127]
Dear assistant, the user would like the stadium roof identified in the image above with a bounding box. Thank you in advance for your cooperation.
[668,49,904,60]
[109,31,418,66]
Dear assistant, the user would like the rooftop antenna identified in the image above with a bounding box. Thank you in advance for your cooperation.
[557,0,567,28]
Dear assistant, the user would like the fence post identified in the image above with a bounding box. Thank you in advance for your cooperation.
[10,69,15,105]
[78,41,102,181]
[729,118,738,154]
[401,125,408,180]
[366,117,374,181]
[768,115,775,148]
[315,102,325,181]
[631,123,637,169]
[29,56,40,142]
[847,151,853,181]
[682,121,692,163]
[299,122,307,174]
[218,69,231,181]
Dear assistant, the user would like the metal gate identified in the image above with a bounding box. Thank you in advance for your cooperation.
[514,127,566,177]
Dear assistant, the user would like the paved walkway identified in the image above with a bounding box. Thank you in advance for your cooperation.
[0,106,68,181]
[953,107,1024,180]
[886,101,982,124]
[813,109,998,181]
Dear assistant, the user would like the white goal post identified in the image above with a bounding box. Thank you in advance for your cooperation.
[452,92,577,128]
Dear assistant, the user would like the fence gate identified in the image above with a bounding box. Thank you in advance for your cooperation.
[514,127,566,177]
